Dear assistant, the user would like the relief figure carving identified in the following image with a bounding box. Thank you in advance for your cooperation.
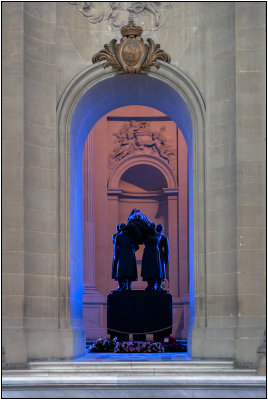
[70,2,174,31]
[110,120,175,165]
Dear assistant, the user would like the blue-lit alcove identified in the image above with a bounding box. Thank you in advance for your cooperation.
[69,73,195,357]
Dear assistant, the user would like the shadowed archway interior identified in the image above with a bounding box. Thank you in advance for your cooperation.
[82,105,189,339]
[70,74,194,356]
[120,164,168,192]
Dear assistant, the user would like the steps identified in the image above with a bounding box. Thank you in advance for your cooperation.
[3,360,265,398]
[26,360,257,376]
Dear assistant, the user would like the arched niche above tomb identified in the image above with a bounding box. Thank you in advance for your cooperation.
[108,154,177,190]
[119,164,168,192]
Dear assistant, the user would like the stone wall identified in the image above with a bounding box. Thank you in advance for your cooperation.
[2,2,266,366]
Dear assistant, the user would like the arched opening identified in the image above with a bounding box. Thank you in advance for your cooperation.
[57,65,206,358]
[82,105,190,341]
[119,164,168,192]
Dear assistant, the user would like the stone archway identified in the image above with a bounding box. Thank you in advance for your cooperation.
[57,63,205,358]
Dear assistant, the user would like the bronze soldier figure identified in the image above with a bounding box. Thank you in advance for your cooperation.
[113,224,138,290]
[141,223,163,290]
[111,223,125,289]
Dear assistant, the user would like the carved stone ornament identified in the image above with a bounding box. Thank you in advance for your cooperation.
[92,18,171,74]
[69,2,174,31]
[109,120,175,165]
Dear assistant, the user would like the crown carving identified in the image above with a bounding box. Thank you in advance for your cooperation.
[121,18,143,37]
[92,19,171,74]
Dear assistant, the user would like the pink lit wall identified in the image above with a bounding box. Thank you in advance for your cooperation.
[82,105,189,339]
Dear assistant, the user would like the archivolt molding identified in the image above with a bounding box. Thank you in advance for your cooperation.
[149,61,206,129]
[57,63,116,132]
[56,62,205,132]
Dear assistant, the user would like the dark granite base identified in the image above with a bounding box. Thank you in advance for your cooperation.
[107,290,172,341]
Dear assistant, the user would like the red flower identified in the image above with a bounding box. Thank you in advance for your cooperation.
[161,336,176,345]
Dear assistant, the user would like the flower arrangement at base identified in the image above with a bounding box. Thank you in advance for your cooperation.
[161,336,187,352]
[88,338,164,353]
[88,337,186,353]
[114,341,164,353]
[163,342,187,352]
[89,337,117,352]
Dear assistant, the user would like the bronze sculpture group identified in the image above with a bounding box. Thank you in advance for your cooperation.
[112,209,169,291]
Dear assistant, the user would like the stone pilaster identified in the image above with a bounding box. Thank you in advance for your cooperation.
[2,1,27,366]
[235,2,266,367]
[83,134,105,340]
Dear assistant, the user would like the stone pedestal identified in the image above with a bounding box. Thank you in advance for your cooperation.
[257,350,266,376]
[107,290,172,339]
[257,332,266,376]
[2,346,7,370]
[2,328,27,367]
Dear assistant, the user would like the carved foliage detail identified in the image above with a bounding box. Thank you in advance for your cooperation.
[92,19,171,74]
[142,38,171,70]
[92,39,121,71]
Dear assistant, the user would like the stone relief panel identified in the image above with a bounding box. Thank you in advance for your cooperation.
[109,120,176,171]
[69,2,174,31]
